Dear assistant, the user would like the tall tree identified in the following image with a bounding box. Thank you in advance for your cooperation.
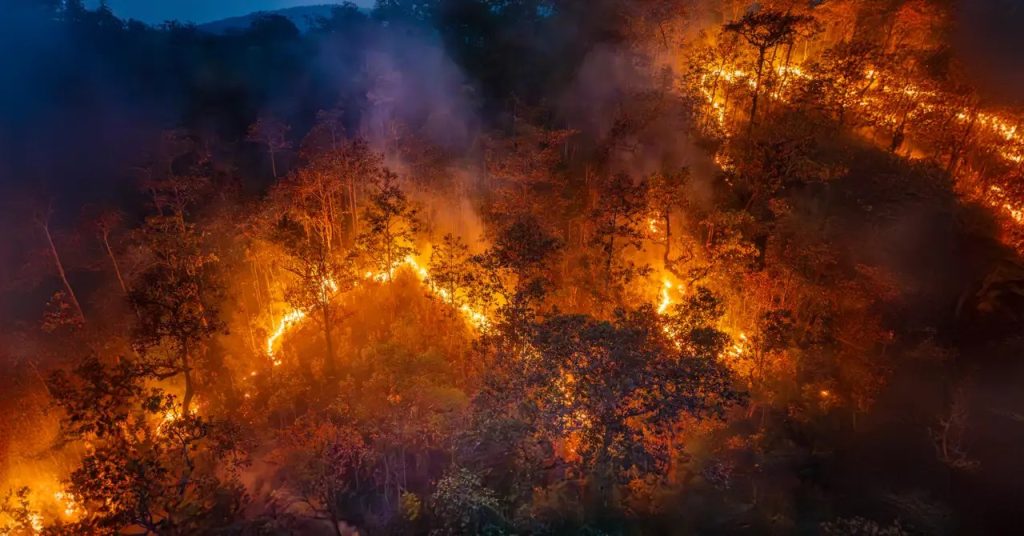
[525,306,741,510]
[725,10,809,132]
[48,356,247,534]
[321,139,385,240]
[248,116,292,179]
[428,233,476,311]
[92,209,131,300]
[646,168,689,277]
[804,40,880,126]
[130,215,222,414]
[35,204,85,324]
[589,173,649,308]
[356,170,422,280]
[272,216,355,381]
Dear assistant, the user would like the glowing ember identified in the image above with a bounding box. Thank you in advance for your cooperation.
[657,279,674,315]
[725,332,749,359]
[158,408,182,433]
[53,491,79,518]
[28,512,43,533]
[647,216,661,235]
[989,186,1024,224]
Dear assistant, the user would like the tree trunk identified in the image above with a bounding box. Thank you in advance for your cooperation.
[706,70,723,130]
[322,303,337,381]
[101,230,133,300]
[749,47,767,135]
[42,221,85,323]
[603,224,616,303]
[662,211,684,280]
[348,178,358,238]
[269,147,278,179]
[947,105,978,176]
[182,349,195,414]
[384,219,394,280]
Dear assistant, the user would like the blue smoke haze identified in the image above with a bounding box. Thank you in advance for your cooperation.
[88,0,373,24]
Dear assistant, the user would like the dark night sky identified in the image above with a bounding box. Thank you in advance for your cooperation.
[87,0,373,24]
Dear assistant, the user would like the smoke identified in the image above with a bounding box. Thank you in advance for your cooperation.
[355,38,479,152]
[557,42,717,207]
[955,0,1024,105]
[0,6,169,213]
[308,17,487,245]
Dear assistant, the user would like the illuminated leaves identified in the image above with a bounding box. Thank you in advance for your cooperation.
[589,173,652,308]
[429,467,503,535]
[45,354,245,534]
[0,487,41,536]
[357,170,422,279]
[526,306,742,480]
[428,233,479,312]
[47,355,146,440]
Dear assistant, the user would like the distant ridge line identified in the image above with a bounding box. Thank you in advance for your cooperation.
[198,4,369,34]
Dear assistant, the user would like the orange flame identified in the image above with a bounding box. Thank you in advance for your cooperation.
[263,254,492,361]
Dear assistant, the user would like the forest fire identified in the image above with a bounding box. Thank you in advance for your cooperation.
[51,492,78,520]
[657,279,675,315]
[4,1,1024,534]
[695,44,1024,243]
[266,309,306,361]
[265,254,492,363]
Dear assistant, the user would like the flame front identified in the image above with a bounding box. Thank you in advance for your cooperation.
[696,55,1024,243]
[657,279,674,315]
[264,255,492,361]
[266,309,307,362]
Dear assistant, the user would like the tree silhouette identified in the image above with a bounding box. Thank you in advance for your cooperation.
[356,170,422,280]
[248,116,293,179]
[725,10,810,132]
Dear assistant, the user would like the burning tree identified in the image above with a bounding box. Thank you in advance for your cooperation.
[645,168,689,278]
[7,1,1024,533]
[271,216,355,381]
[428,233,478,312]
[47,356,247,534]
[803,40,881,126]
[35,203,86,326]
[724,10,810,131]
